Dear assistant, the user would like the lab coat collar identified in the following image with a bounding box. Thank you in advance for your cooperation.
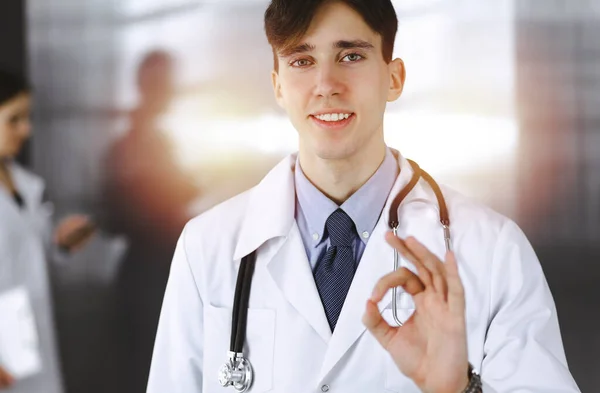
[232,154,297,261]
[0,161,44,213]
[233,149,435,260]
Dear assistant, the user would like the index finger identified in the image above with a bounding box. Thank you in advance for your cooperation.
[370,267,425,303]
[385,232,433,289]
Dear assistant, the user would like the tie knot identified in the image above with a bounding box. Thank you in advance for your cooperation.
[325,208,356,247]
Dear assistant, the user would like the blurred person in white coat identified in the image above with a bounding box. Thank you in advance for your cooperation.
[0,70,96,392]
[147,1,581,392]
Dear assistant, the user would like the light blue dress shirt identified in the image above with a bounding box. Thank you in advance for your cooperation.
[294,148,399,270]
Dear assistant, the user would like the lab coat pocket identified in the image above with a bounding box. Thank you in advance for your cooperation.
[381,308,419,393]
[204,304,276,392]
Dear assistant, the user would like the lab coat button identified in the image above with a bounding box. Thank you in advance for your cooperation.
[321,385,330,392]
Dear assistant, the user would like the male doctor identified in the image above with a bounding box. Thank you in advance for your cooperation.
[147,0,580,392]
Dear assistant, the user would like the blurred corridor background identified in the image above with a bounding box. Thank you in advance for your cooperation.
[0,0,598,391]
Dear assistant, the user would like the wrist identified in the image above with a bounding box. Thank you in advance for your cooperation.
[449,363,470,393]
[460,364,482,393]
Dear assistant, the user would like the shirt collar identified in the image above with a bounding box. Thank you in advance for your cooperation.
[294,147,399,246]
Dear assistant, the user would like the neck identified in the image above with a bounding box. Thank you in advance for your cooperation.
[127,108,156,134]
[298,140,387,205]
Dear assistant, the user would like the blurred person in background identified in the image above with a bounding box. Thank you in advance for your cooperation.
[102,50,201,393]
[0,70,96,392]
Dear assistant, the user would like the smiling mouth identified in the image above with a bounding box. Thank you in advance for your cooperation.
[312,112,353,122]
[309,112,356,130]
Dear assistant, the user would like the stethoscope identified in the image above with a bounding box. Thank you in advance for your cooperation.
[218,159,451,392]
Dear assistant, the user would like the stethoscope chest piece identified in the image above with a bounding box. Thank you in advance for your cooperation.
[219,352,253,392]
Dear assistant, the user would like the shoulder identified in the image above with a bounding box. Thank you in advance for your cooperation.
[441,185,508,231]
[438,184,530,252]
[10,163,45,199]
[174,186,259,301]
[11,162,43,185]
[180,153,297,257]
[437,185,542,292]
[184,188,253,243]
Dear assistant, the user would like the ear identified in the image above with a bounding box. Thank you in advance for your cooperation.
[271,70,285,109]
[387,58,406,102]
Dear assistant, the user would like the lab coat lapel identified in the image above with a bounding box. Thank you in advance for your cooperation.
[317,213,392,380]
[0,163,45,235]
[0,162,41,215]
[10,163,44,209]
[266,223,333,343]
[0,182,19,218]
[318,152,435,382]
[232,153,332,343]
[232,156,297,262]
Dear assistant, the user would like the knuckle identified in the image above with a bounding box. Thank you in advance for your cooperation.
[397,267,410,276]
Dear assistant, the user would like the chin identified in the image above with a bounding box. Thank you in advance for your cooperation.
[2,150,18,160]
[313,143,358,161]
[10,145,24,158]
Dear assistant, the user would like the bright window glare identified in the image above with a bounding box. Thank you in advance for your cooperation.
[164,113,298,166]
[384,112,518,175]
[164,112,518,177]
[119,0,198,17]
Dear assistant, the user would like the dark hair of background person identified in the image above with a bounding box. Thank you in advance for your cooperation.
[0,69,30,107]
[264,0,398,72]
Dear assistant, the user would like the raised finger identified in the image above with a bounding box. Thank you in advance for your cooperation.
[445,251,466,315]
[385,232,433,288]
[405,236,448,298]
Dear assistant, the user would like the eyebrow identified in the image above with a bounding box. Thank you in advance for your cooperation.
[281,43,315,57]
[280,39,375,57]
[334,39,374,50]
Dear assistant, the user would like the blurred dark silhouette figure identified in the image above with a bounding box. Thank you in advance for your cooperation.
[102,50,200,393]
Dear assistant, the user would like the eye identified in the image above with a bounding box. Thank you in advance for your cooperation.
[291,58,312,68]
[341,53,364,62]
[8,114,29,126]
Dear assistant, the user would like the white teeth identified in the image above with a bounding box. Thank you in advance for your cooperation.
[315,113,351,122]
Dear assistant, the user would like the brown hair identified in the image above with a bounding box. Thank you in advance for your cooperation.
[264,0,398,72]
[0,70,30,107]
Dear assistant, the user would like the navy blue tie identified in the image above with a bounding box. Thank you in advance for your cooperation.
[314,208,357,331]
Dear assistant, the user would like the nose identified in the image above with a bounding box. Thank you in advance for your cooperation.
[313,63,345,98]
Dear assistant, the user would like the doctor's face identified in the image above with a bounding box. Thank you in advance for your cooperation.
[0,93,31,159]
[271,1,405,163]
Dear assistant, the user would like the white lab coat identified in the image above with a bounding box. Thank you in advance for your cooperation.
[147,152,580,393]
[0,163,65,393]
